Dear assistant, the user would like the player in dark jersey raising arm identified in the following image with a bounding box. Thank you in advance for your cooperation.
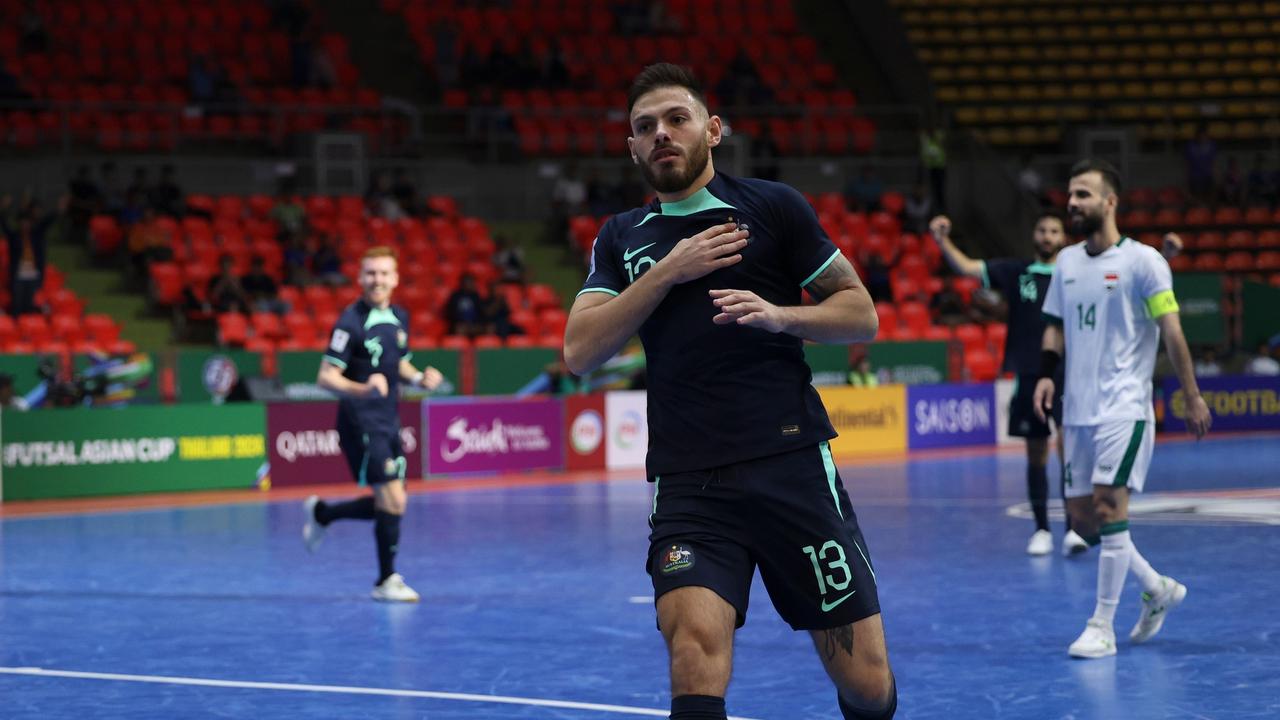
[929,212,1086,556]
[302,246,445,602]
[564,64,894,720]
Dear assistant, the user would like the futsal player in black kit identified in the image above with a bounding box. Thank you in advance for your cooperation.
[564,64,894,720]
[928,212,1086,556]
[302,246,445,602]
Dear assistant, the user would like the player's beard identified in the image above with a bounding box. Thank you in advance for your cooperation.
[1070,208,1103,237]
[640,138,710,194]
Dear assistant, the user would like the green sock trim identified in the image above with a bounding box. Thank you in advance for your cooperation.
[1083,534,1102,546]
[1099,520,1130,536]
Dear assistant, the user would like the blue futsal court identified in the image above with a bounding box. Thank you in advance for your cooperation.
[2,433,1277,719]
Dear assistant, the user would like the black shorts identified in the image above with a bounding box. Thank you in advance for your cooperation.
[1008,374,1063,439]
[337,424,406,486]
[647,442,881,631]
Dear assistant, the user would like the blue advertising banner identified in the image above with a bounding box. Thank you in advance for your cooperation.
[1163,375,1280,432]
[907,383,997,450]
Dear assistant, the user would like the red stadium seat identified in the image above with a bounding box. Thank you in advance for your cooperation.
[965,349,999,383]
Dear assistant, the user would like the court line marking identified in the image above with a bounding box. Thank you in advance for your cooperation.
[0,667,761,719]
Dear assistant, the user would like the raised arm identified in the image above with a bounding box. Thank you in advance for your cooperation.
[928,215,985,278]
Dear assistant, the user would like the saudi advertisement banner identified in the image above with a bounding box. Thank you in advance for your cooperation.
[1,403,266,500]
[425,397,563,475]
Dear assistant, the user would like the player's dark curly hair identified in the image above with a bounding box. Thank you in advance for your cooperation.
[627,63,707,115]
[1069,158,1123,195]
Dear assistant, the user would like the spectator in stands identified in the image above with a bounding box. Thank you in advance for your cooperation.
[67,165,101,247]
[751,125,781,183]
[1245,153,1275,207]
[1018,154,1048,207]
[390,167,420,217]
[127,166,151,204]
[151,165,185,217]
[1185,124,1217,204]
[1245,341,1280,376]
[919,120,948,211]
[492,234,527,284]
[283,232,312,286]
[1193,348,1223,378]
[270,181,307,238]
[929,282,972,326]
[483,280,522,340]
[444,273,485,338]
[0,373,30,411]
[861,252,893,303]
[1219,156,1243,208]
[19,0,48,53]
[848,355,879,388]
[902,183,934,235]
[99,162,125,218]
[550,164,588,251]
[189,54,218,108]
[2,194,54,316]
[242,256,289,314]
[311,234,346,286]
[364,170,404,220]
[126,207,173,277]
[309,43,338,89]
[119,187,148,229]
[844,165,884,213]
[207,255,252,313]
[586,170,621,217]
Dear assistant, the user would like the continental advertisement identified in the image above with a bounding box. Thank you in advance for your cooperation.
[1,404,266,500]
[817,386,908,457]
[1162,375,1280,432]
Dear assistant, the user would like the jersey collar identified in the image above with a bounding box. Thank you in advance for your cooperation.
[634,175,737,227]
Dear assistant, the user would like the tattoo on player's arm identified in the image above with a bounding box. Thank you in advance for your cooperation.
[821,624,855,661]
[805,254,863,303]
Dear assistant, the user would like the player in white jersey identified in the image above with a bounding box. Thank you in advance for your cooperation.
[1033,158,1212,659]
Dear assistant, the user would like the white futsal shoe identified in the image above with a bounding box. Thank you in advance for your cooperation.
[1130,576,1187,644]
[1026,529,1053,556]
[371,573,421,603]
[302,495,326,553]
[1068,618,1117,659]
[1062,530,1090,557]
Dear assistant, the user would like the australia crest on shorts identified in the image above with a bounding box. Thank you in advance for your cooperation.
[661,544,695,574]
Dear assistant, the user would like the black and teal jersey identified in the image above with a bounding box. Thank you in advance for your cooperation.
[323,299,412,435]
[982,257,1055,376]
[579,172,840,476]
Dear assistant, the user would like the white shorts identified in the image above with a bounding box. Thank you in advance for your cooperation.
[1062,421,1155,498]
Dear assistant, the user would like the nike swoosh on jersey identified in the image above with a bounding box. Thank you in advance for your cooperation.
[622,243,656,261]
[820,590,856,612]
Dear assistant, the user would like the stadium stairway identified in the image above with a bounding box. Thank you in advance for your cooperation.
[46,231,173,352]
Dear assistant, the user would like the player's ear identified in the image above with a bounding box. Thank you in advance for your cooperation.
[626,136,639,163]
[706,115,722,148]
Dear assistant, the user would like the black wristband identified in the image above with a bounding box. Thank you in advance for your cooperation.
[1039,349,1061,380]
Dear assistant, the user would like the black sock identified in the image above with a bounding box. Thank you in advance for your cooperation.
[670,694,726,720]
[1027,463,1049,532]
[315,496,375,525]
[1059,464,1073,532]
[374,511,402,583]
[838,677,897,720]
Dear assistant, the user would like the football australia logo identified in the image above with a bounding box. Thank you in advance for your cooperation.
[661,544,695,574]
